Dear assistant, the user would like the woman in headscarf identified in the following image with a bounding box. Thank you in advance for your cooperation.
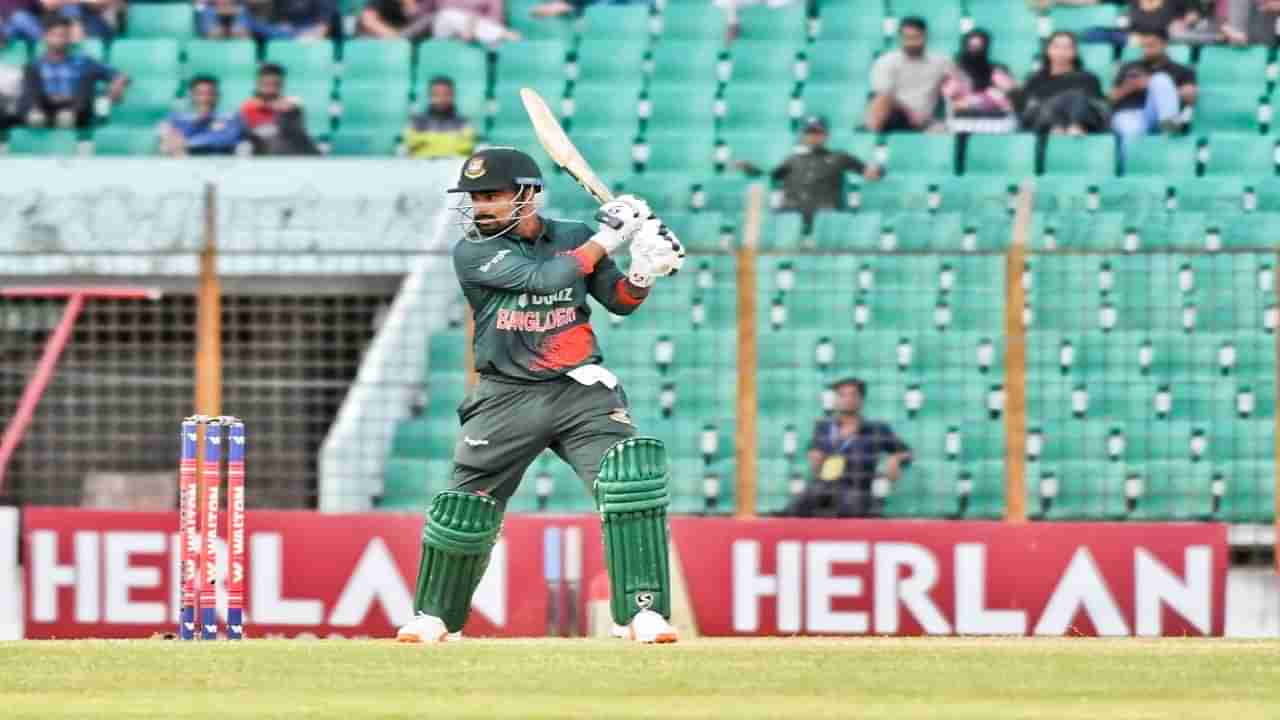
[942,28,1016,127]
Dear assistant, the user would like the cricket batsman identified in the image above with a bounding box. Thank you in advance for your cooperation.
[396,147,686,644]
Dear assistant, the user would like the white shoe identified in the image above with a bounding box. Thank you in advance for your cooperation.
[610,610,678,644]
[396,613,461,643]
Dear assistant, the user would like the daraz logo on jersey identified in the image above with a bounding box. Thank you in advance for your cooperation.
[517,289,573,308]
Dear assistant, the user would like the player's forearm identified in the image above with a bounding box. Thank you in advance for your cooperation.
[601,277,649,315]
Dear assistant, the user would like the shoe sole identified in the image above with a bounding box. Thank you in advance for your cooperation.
[627,625,679,644]
[396,630,448,644]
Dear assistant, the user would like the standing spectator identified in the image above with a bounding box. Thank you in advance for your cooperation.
[1126,0,1202,36]
[1016,31,1108,135]
[239,63,318,155]
[253,0,335,39]
[1110,28,1196,162]
[865,17,951,133]
[1222,0,1280,45]
[780,377,912,519]
[362,0,517,43]
[159,75,244,156]
[16,16,127,128]
[404,75,475,158]
[942,28,1017,133]
[736,116,883,228]
[198,0,255,39]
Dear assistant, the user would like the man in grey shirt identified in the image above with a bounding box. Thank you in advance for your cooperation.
[865,16,952,133]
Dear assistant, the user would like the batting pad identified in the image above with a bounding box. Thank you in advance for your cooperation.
[595,437,672,625]
[414,491,502,632]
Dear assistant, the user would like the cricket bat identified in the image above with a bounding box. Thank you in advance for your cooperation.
[520,87,614,204]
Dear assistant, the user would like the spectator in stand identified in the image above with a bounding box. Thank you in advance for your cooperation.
[159,75,244,156]
[1126,0,1204,37]
[2,0,120,42]
[361,0,517,44]
[1222,0,1280,45]
[1016,31,1108,135]
[0,40,20,128]
[1110,28,1196,164]
[737,116,883,228]
[865,17,951,133]
[16,16,127,128]
[404,75,475,158]
[198,0,255,39]
[942,28,1017,133]
[713,0,798,43]
[239,63,319,155]
[253,0,335,39]
[532,0,645,18]
[1,0,44,43]
[780,377,912,519]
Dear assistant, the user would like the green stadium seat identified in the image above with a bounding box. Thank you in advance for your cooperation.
[427,330,468,373]
[663,211,732,253]
[719,84,794,135]
[737,2,808,44]
[659,2,728,44]
[92,126,159,156]
[490,79,563,134]
[965,0,1042,39]
[341,39,412,90]
[1193,89,1268,133]
[1196,45,1270,88]
[884,460,964,519]
[963,133,1036,176]
[1048,4,1120,34]
[379,457,449,509]
[964,460,1006,519]
[810,210,882,250]
[848,177,926,213]
[1124,135,1197,177]
[573,34,648,91]
[581,1,653,41]
[127,4,195,39]
[339,85,411,133]
[542,174,601,216]
[1169,177,1246,214]
[728,40,801,87]
[988,35,1041,81]
[1212,213,1280,250]
[756,212,808,250]
[390,417,457,459]
[265,40,337,83]
[416,41,487,117]
[1202,133,1277,176]
[185,40,257,84]
[889,0,964,42]
[498,41,569,93]
[507,0,575,41]
[692,175,751,213]
[110,38,181,80]
[327,130,398,156]
[1118,42,1193,67]
[109,77,178,127]
[828,130,879,164]
[927,176,1018,214]
[641,86,717,136]
[564,132,635,178]
[7,129,80,156]
[884,133,956,176]
[815,1,886,43]
[883,211,963,251]
[717,131,794,176]
[802,38,876,89]
[1042,135,1116,177]
[800,84,872,132]
[616,173,694,211]
[1040,461,1129,520]
[1220,461,1276,522]
[639,131,718,176]
[650,40,724,88]
[291,81,334,135]
[1029,211,1128,251]
[1079,44,1116,90]
[0,41,27,66]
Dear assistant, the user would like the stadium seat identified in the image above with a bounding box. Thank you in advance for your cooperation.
[718,84,794,135]
[659,2,728,44]
[638,131,718,177]
[965,0,1042,40]
[7,129,80,156]
[127,4,195,39]
[663,211,732,252]
[889,0,964,45]
[616,173,694,211]
[92,126,159,156]
[884,133,956,176]
[649,40,725,88]
[494,40,568,89]
[563,132,635,178]
[184,40,257,84]
[110,38,181,80]
[339,85,410,134]
[573,33,649,90]
[884,461,964,518]
[727,40,802,87]
[1048,4,1120,34]
[963,133,1037,176]
[736,2,808,44]
[1194,89,1269,133]
[717,131,794,176]
[265,40,338,84]
[1196,45,1270,89]
[417,41,487,117]
[800,84,872,133]
[758,212,809,250]
[1220,460,1276,522]
[567,86,641,136]
[390,417,457,459]
[491,80,564,133]
[964,461,1007,519]
[802,38,876,90]
[815,1,887,45]
[1201,133,1278,176]
[988,34,1041,81]
[507,0,575,41]
[641,87,717,136]
[379,457,449,509]
[1118,42,1193,67]
[1040,461,1129,520]
[427,331,467,373]
[692,175,752,213]
[341,39,412,91]
[109,77,178,127]
[1042,135,1117,177]
[1079,44,1117,90]
[1123,136,1197,177]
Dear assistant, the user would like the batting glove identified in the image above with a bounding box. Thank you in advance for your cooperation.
[590,195,652,254]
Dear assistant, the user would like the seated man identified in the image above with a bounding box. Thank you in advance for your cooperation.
[404,75,475,158]
[736,116,882,228]
[198,0,255,39]
[865,16,951,133]
[781,377,912,518]
[16,15,127,128]
[254,0,335,39]
[1109,28,1196,163]
[238,62,318,155]
[2,0,45,44]
[159,75,244,156]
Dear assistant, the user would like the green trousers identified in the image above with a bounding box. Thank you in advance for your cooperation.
[450,374,637,505]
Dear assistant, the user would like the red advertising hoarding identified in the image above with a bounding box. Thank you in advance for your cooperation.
[22,508,1227,639]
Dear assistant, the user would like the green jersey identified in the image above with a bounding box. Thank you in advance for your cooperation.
[452,216,647,382]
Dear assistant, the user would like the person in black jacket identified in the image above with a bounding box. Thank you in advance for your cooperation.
[1016,31,1108,135]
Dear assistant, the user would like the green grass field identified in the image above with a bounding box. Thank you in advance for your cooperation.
[1,638,1277,719]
